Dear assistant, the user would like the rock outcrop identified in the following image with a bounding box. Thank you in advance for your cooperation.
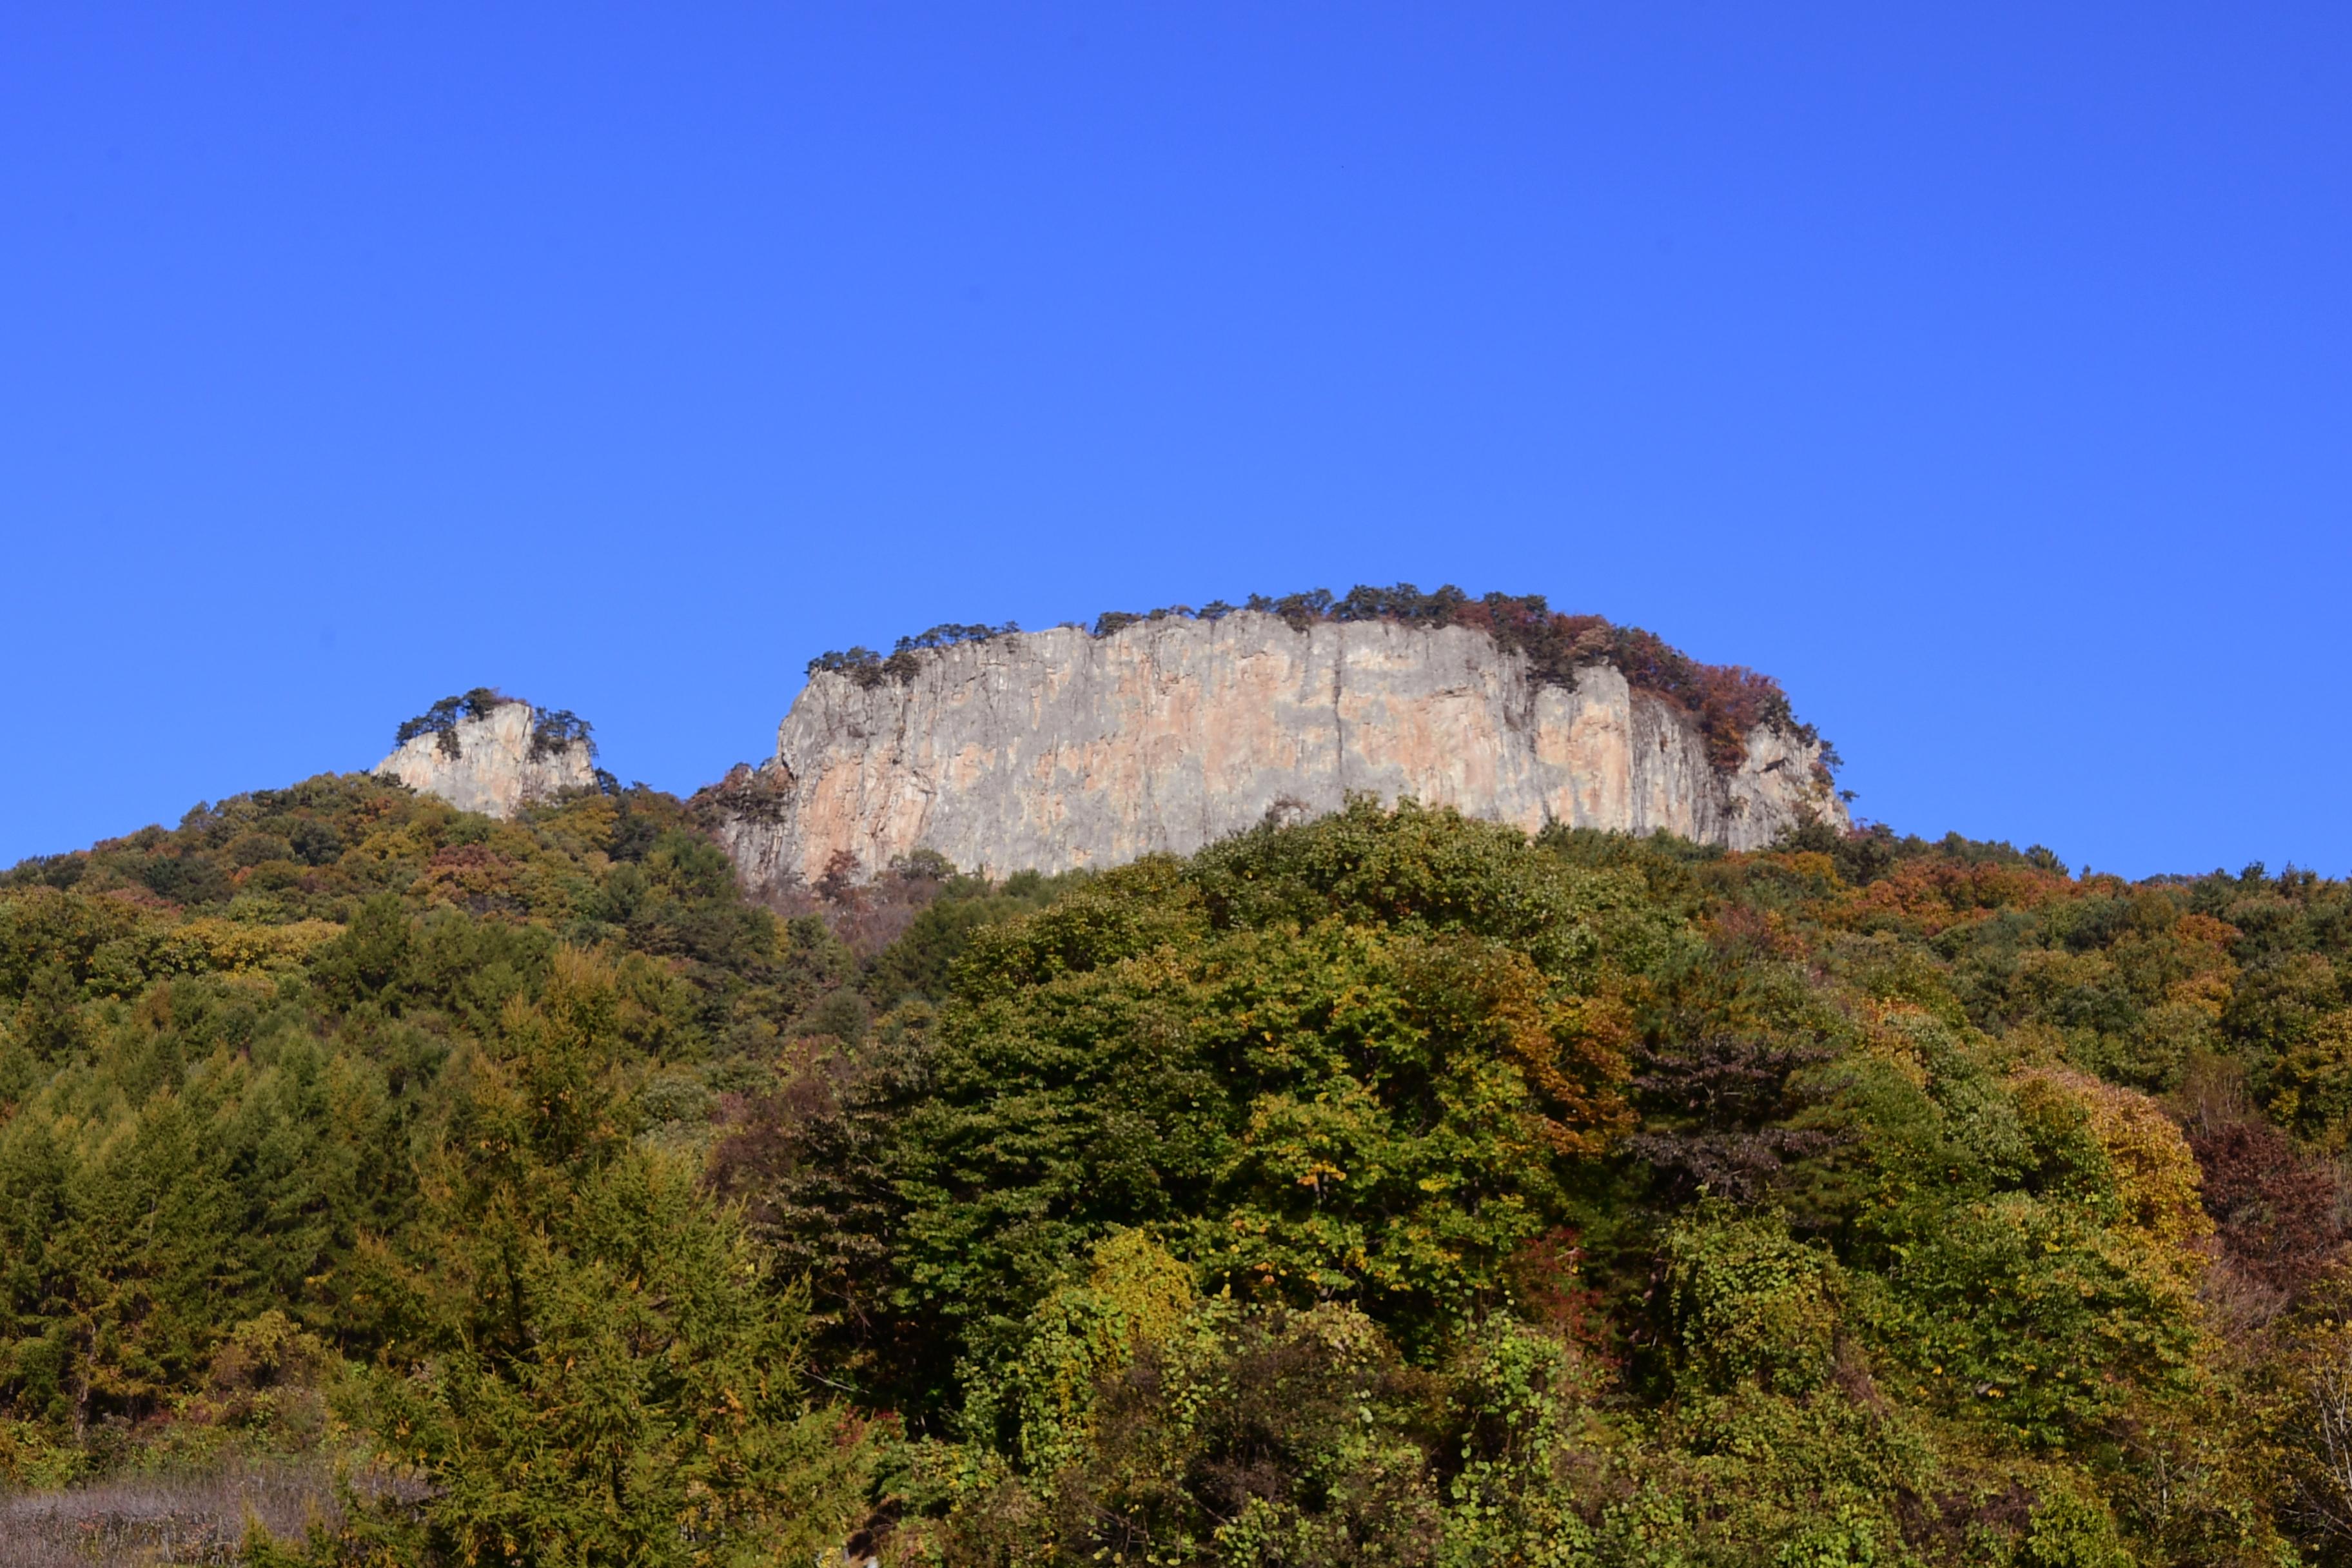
[375,701,598,818]
[709,612,1843,890]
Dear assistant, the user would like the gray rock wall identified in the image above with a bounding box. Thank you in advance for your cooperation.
[375,702,598,818]
[713,612,1843,889]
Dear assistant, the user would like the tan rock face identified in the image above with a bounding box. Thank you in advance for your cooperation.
[374,703,598,818]
[712,612,1844,890]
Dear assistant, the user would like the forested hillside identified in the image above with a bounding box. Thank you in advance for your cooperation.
[6,772,2352,1565]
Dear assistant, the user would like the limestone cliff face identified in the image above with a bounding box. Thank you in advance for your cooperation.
[375,703,598,818]
[712,612,1843,889]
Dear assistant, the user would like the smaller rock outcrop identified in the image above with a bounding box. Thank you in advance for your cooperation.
[375,697,598,818]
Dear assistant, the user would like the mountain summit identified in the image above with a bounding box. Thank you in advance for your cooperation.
[705,592,1845,890]
[375,691,600,818]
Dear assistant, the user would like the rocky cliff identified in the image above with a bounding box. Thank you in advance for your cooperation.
[709,611,1844,890]
[375,701,599,818]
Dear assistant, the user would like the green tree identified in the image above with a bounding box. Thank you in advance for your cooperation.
[332,950,872,1567]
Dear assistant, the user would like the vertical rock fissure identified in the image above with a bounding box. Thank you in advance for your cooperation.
[1332,627,1347,796]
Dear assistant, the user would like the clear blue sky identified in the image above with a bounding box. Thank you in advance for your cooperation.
[5,4,2346,877]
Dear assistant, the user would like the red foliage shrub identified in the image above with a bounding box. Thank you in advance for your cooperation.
[2191,1115,2346,1304]
[1843,859,2078,935]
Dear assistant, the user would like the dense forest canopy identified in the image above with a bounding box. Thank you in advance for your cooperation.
[5,766,2352,1565]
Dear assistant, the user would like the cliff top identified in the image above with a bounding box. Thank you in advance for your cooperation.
[803,583,1830,774]
[375,691,604,819]
[389,687,595,763]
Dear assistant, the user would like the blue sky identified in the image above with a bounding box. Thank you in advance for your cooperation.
[3,4,2346,877]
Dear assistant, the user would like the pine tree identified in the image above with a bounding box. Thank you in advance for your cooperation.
[331,949,874,1567]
